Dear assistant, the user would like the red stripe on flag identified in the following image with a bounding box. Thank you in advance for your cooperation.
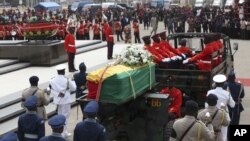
[236,78,250,87]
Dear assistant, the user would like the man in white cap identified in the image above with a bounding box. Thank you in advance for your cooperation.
[49,64,76,138]
[206,74,235,141]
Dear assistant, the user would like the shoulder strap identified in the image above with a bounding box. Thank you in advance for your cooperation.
[179,120,197,141]
[32,88,38,96]
[211,109,219,121]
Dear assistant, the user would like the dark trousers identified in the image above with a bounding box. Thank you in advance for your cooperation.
[68,52,76,71]
[93,34,101,40]
[134,32,141,43]
[84,33,90,40]
[116,31,123,41]
[107,41,113,59]
[229,104,243,125]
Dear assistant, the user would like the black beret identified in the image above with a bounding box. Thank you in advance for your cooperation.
[185,100,198,112]
[207,94,218,102]
[29,76,39,83]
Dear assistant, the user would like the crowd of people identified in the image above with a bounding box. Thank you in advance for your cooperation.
[0,5,250,41]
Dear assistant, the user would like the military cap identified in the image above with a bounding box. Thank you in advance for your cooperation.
[151,34,160,41]
[56,64,66,71]
[142,35,151,43]
[48,115,66,129]
[213,74,226,83]
[24,96,37,108]
[29,76,39,84]
[166,75,176,82]
[203,35,213,44]
[79,62,86,72]
[158,31,167,38]
[84,101,99,115]
[0,132,18,141]
[185,100,198,113]
[179,39,187,46]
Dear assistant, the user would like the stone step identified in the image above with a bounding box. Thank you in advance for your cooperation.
[77,42,107,54]
[0,62,31,75]
[0,59,19,68]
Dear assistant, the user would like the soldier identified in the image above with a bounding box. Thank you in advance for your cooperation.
[17,96,45,141]
[49,64,76,138]
[77,21,84,40]
[83,19,90,40]
[170,100,215,141]
[198,94,230,141]
[40,115,66,141]
[105,22,114,60]
[64,27,77,72]
[224,71,245,125]
[93,19,101,40]
[159,31,183,61]
[74,62,88,113]
[133,19,141,43]
[160,75,182,120]
[183,35,215,71]
[142,35,166,63]
[21,76,50,120]
[73,101,106,141]
[207,74,235,141]
[124,25,131,44]
[150,15,158,35]
[177,39,194,58]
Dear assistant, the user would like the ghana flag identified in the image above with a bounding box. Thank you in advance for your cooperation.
[87,63,156,104]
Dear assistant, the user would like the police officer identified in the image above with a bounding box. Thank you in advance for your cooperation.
[0,132,18,141]
[73,101,106,141]
[207,74,235,141]
[224,71,245,125]
[74,62,88,113]
[170,100,215,141]
[22,76,50,120]
[39,115,67,141]
[160,75,182,120]
[49,64,76,138]
[198,94,230,141]
[17,96,45,141]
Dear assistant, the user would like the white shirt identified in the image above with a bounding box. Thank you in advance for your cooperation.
[206,87,235,110]
[50,75,76,105]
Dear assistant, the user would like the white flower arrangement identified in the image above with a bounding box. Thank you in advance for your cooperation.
[114,44,153,66]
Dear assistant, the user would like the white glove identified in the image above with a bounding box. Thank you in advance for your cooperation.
[177,56,182,60]
[192,51,196,54]
[182,53,186,58]
[162,58,171,62]
[220,102,227,110]
[183,59,189,64]
[171,56,177,61]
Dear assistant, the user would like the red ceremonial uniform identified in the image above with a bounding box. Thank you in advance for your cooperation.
[93,23,100,35]
[64,33,76,53]
[144,45,164,63]
[160,40,181,57]
[176,45,193,57]
[152,42,173,58]
[77,23,84,35]
[105,25,114,43]
[160,87,182,117]
[189,42,215,70]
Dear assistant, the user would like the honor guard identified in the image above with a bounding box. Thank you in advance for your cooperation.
[21,76,50,120]
[207,74,235,141]
[176,39,194,58]
[160,75,182,119]
[224,71,245,125]
[40,115,67,141]
[142,35,167,63]
[74,101,106,141]
[170,100,215,141]
[198,94,230,141]
[183,35,215,71]
[49,64,76,138]
[17,96,45,141]
[0,132,18,141]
